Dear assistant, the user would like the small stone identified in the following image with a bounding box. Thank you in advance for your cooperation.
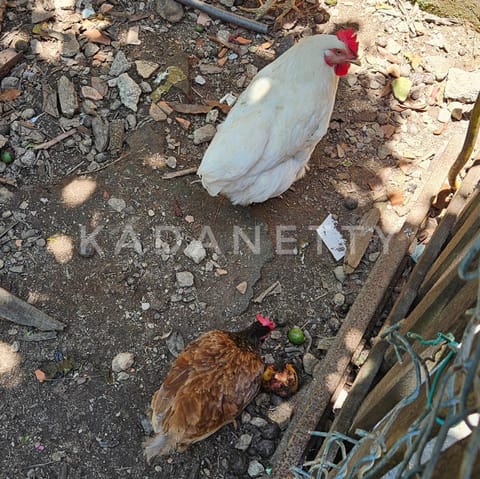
[236,281,248,295]
[333,292,345,306]
[193,124,216,145]
[112,352,135,372]
[235,433,252,451]
[166,156,177,168]
[156,0,184,23]
[141,302,150,311]
[135,60,159,79]
[248,460,265,478]
[194,75,206,85]
[261,422,281,440]
[255,439,275,458]
[117,73,141,112]
[424,55,450,81]
[329,316,341,332]
[303,352,319,375]
[445,68,480,103]
[229,452,248,475]
[248,417,267,428]
[11,341,20,353]
[81,85,103,100]
[205,109,218,124]
[185,215,194,223]
[184,240,206,264]
[267,401,293,430]
[21,109,35,120]
[0,259,4,269]
[368,252,380,262]
[92,116,109,152]
[57,76,78,118]
[116,371,130,381]
[343,197,358,210]
[84,42,100,57]
[109,51,131,76]
[108,197,126,212]
[62,32,80,57]
[176,271,194,288]
[385,38,401,55]
[437,108,450,123]
[333,265,345,283]
[448,101,463,120]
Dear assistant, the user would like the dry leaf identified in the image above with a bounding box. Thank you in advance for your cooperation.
[0,89,21,102]
[169,103,212,114]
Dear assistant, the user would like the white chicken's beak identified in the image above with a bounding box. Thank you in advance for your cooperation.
[349,58,361,66]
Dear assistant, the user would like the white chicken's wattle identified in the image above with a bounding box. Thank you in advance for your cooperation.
[197,30,359,206]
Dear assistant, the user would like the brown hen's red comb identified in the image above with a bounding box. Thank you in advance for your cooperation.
[256,314,275,330]
[336,29,359,55]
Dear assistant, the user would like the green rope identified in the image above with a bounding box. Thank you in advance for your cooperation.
[406,331,459,421]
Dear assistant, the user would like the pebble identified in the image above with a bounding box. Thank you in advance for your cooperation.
[329,316,341,332]
[255,439,276,458]
[261,422,281,440]
[184,240,206,264]
[194,75,206,85]
[205,109,218,124]
[109,51,131,76]
[135,60,159,79]
[248,460,265,478]
[333,292,345,306]
[116,371,130,381]
[229,452,248,475]
[108,197,126,212]
[235,433,252,451]
[267,401,293,430]
[176,271,194,287]
[333,265,346,283]
[445,68,480,103]
[437,108,450,123]
[193,124,216,145]
[250,417,268,428]
[21,109,36,120]
[156,0,184,23]
[92,117,109,152]
[117,73,141,112]
[303,352,319,375]
[0,259,4,269]
[368,252,381,262]
[112,352,135,372]
[57,76,78,118]
[166,156,177,168]
[343,197,358,210]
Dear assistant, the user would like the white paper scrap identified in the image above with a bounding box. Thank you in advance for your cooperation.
[316,214,346,261]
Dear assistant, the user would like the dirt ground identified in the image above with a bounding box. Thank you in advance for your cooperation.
[0,1,479,478]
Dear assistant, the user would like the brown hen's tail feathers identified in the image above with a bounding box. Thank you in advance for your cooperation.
[144,431,171,463]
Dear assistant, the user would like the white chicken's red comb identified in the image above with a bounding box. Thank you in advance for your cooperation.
[256,314,275,330]
[336,29,359,55]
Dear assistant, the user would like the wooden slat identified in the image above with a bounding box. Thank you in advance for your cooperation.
[0,287,65,331]
[270,138,459,478]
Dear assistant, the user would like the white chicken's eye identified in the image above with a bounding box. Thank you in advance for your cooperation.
[335,49,343,55]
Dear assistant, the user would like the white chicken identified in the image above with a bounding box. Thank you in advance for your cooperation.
[197,30,359,206]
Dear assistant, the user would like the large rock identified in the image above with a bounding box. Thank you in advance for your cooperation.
[445,68,480,103]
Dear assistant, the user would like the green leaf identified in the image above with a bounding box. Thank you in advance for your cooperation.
[392,77,412,102]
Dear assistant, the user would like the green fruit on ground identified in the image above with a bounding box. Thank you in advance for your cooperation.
[287,327,305,345]
[1,151,13,164]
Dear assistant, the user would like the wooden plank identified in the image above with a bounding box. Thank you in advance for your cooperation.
[270,139,458,479]
[419,195,480,297]
[0,48,23,78]
[343,207,381,273]
[353,279,476,433]
[0,287,66,331]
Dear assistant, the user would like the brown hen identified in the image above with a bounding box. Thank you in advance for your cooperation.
[144,314,275,461]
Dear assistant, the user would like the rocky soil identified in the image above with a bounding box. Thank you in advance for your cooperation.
[0,0,479,478]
